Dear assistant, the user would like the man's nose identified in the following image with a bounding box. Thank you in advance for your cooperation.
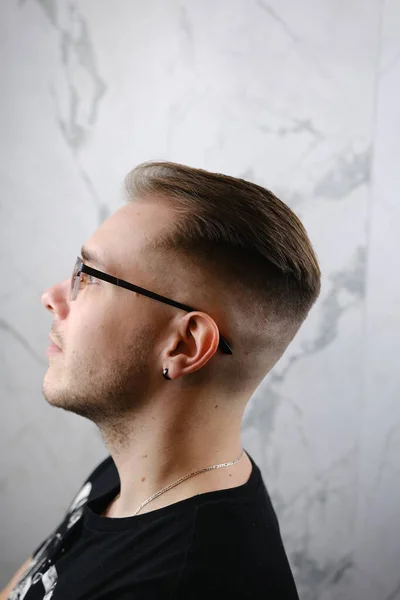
[41,279,70,317]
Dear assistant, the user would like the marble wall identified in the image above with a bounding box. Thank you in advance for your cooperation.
[1,1,399,598]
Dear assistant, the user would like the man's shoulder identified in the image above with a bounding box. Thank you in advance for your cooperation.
[191,495,280,553]
[174,498,299,598]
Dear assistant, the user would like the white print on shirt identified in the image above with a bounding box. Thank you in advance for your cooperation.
[8,482,92,600]
[66,482,92,529]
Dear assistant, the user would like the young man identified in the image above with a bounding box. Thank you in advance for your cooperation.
[3,161,320,599]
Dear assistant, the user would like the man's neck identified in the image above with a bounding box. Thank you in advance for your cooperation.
[99,417,248,518]
[104,448,252,518]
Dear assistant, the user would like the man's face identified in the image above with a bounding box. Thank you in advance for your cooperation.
[41,201,176,423]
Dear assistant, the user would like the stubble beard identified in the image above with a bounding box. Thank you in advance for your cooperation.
[42,335,155,428]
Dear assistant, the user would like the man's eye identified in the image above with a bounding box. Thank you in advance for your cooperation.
[79,273,98,286]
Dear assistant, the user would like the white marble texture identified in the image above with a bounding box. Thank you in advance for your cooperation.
[352,1,400,599]
[0,1,398,598]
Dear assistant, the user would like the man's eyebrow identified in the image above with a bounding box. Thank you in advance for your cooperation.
[80,245,106,269]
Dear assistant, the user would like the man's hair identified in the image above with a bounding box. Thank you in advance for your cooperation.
[124,161,321,385]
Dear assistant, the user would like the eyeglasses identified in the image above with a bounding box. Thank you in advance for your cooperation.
[70,256,233,355]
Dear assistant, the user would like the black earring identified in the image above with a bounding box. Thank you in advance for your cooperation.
[162,368,171,380]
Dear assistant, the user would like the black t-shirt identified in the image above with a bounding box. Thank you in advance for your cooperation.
[8,450,299,599]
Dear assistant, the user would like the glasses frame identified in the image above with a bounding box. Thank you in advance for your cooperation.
[70,257,233,355]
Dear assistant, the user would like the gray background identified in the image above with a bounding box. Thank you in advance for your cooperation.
[1,1,399,599]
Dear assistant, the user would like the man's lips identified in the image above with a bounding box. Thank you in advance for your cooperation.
[49,335,62,350]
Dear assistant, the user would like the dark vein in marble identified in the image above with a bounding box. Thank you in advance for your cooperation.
[36,0,57,25]
[32,0,107,149]
[259,117,324,140]
[26,0,109,225]
[278,118,323,139]
[256,0,301,43]
[274,446,359,598]
[272,244,365,385]
[314,147,372,199]
[293,551,354,597]
[58,6,106,148]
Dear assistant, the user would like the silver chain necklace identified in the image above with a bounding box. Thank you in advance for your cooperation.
[104,448,245,517]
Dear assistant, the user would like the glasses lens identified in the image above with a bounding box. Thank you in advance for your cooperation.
[70,257,81,301]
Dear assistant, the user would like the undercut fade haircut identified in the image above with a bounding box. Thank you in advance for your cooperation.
[124,161,321,379]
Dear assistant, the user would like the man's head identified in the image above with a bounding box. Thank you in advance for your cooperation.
[41,161,321,427]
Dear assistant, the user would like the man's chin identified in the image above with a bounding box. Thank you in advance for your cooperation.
[42,388,68,410]
[42,378,73,411]
[42,393,91,420]
[41,385,102,422]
